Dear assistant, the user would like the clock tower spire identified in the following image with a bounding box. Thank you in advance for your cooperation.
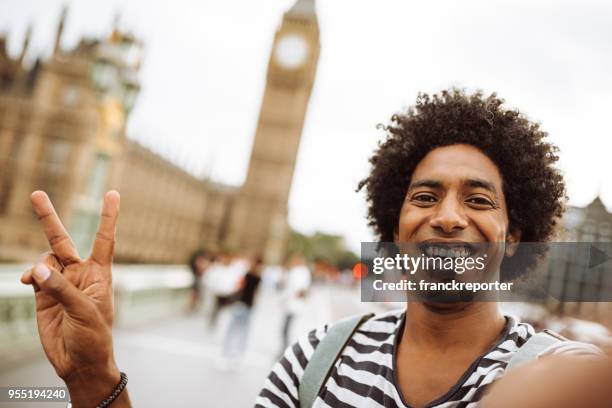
[224,0,320,263]
[287,0,317,21]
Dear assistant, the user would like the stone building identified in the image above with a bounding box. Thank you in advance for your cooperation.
[556,196,612,320]
[0,0,319,264]
[564,196,612,242]
[0,6,141,262]
[106,142,234,264]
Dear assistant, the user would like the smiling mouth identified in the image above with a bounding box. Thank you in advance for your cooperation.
[418,242,476,258]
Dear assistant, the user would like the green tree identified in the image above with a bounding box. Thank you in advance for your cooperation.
[286,230,358,269]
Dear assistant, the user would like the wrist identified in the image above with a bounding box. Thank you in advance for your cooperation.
[64,361,121,407]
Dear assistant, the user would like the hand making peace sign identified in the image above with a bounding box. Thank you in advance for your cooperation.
[20,190,131,408]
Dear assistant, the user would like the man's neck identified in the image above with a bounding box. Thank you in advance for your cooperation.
[402,302,506,351]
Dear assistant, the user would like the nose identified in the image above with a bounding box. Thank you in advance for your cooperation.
[429,196,468,233]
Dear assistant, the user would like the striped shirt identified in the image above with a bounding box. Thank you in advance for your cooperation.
[255,309,538,408]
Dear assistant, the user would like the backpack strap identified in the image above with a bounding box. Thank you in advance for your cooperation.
[506,330,565,372]
[299,313,374,408]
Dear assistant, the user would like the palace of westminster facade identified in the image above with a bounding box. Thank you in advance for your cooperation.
[0,0,610,269]
[0,0,320,264]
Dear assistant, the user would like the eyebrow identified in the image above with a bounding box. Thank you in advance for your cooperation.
[408,177,499,197]
[464,178,499,196]
[408,179,443,190]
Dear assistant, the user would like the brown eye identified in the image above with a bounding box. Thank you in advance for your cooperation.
[413,194,437,203]
[466,197,494,207]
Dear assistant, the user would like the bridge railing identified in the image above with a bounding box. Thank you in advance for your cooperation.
[0,264,195,357]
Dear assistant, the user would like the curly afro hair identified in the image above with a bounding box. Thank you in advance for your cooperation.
[357,88,567,278]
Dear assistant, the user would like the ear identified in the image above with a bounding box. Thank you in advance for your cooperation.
[505,228,522,257]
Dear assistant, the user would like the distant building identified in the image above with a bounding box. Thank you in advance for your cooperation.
[548,196,612,320]
[0,0,319,264]
[564,196,612,242]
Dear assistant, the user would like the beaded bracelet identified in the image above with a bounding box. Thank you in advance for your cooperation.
[96,371,128,408]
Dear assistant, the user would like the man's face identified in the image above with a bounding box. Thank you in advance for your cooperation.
[395,144,520,303]
[397,144,514,245]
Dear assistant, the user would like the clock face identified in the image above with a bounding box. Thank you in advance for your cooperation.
[274,34,309,69]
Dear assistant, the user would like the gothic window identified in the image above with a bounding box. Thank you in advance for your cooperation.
[32,138,72,215]
[581,222,595,242]
[45,138,71,173]
[71,154,111,254]
[0,133,25,215]
[87,154,110,200]
[0,71,12,91]
[62,86,80,106]
[91,62,116,90]
[9,132,25,159]
[598,223,611,242]
[0,177,12,215]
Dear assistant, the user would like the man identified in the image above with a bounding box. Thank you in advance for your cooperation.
[20,89,605,407]
[203,251,245,327]
[254,89,604,407]
[222,256,264,362]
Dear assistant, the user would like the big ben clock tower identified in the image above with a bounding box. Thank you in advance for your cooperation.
[224,0,320,263]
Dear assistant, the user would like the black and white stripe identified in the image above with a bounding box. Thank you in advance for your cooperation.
[255,309,535,408]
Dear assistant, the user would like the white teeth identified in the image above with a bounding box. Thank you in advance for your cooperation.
[422,244,471,258]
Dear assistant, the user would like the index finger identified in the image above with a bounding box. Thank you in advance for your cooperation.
[30,191,80,265]
[91,190,120,267]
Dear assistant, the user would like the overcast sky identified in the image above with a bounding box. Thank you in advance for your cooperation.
[1,0,611,252]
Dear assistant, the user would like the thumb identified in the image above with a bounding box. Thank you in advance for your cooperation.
[32,263,93,320]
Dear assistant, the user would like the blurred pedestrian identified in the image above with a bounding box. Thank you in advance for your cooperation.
[279,253,311,355]
[204,251,247,328]
[221,256,264,363]
[187,249,211,312]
